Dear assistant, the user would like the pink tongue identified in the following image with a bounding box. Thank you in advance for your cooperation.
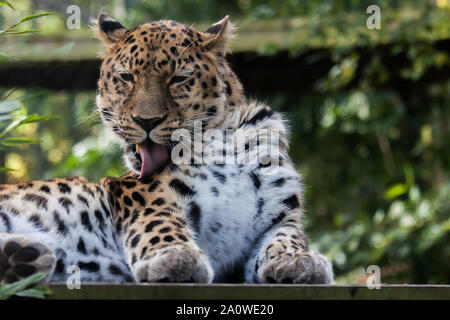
[139,141,169,179]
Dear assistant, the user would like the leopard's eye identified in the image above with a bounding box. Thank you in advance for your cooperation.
[169,75,189,86]
[119,73,134,82]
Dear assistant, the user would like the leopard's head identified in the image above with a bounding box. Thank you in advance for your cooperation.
[93,14,244,179]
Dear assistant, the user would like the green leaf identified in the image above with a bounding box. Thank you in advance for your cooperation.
[0,1,14,10]
[0,167,17,172]
[17,12,52,24]
[21,114,59,124]
[0,116,26,139]
[384,183,409,200]
[1,137,38,146]
[3,30,38,35]
[15,286,52,299]
[0,113,55,139]
[0,273,48,300]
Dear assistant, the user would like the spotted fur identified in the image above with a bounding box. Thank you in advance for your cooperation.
[0,14,333,284]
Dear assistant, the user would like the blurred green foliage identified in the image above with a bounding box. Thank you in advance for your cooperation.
[0,89,124,181]
[0,4,55,175]
[0,0,449,284]
[0,272,51,299]
[0,3,53,298]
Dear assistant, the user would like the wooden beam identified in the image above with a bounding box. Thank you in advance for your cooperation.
[0,39,449,96]
[47,284,450,300]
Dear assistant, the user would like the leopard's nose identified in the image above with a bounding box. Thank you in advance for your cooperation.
[132,115,166,133]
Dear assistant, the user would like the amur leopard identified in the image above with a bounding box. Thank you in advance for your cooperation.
[0,14,333,284]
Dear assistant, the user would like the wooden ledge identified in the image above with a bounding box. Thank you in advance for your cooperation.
[46,284,450,300]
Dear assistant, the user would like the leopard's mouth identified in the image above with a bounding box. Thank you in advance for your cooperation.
[132,139,169,180]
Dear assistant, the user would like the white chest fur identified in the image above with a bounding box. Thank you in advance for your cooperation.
[173,114,302,279]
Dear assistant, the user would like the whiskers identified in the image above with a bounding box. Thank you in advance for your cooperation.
[185,113,216,128]
[75,109,100,127]
[75,107,121,136]
[175,22,197,61]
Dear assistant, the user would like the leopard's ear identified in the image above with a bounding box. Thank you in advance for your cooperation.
[92,13,127,46]
[202,15,235,54]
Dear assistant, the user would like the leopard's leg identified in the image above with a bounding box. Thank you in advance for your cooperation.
[0,208,56,283]
[244,205,333,284]
[0,233,56,284]
[109,176,213,283]
[123,209,213,283]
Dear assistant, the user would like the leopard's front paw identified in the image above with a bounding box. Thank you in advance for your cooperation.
[134,244,214,283]
[258,251,333,284]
